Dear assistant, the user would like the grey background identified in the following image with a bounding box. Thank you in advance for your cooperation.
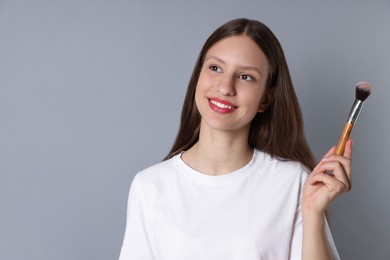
[1,0,389,259]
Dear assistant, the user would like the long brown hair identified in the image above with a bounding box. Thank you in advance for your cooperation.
[164,18,316,170]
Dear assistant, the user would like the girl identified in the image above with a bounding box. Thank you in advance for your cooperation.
[119,18,351,260]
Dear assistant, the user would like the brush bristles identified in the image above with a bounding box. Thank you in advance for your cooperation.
[356,82,372,101]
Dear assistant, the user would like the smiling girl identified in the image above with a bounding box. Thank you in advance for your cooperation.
[119,18,351,260]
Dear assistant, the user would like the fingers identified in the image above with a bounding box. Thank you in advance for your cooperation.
[304,141,354,213]
[322,140,353,190]
[325,145,336,158]
[319,139,352,161]
[343,139,353,159]
[309,172,348,195]
[321,155,352,178]
[313,146,336,172]
[315,160,351,192]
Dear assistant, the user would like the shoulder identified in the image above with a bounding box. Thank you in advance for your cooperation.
[136,157,175,178]
[254,149,309,181]
[131,155,179,190]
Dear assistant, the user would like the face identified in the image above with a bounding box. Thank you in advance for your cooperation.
[195,35,273,134]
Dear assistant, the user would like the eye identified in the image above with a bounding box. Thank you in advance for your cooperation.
[239,74,255,82]
[209,65,222,73]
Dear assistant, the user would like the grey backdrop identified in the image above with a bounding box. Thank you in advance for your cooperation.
[1,0,389,259]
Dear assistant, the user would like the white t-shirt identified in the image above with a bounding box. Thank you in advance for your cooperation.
[119,149,340,260]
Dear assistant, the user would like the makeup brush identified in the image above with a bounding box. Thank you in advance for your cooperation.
[335,82,372,155]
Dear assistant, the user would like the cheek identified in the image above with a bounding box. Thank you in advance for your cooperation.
[194,88,201,110]
[194,84,206,113]
[194,74,213,105]
[196,73,212,91]
[241,88,264,108]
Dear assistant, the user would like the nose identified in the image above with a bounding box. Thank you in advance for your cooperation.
[217,75,236,96]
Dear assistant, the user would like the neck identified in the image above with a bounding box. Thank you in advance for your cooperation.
[181,122,253,176]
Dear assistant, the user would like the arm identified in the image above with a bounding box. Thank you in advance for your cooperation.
[302,211,332,259]
[302,140,353,259]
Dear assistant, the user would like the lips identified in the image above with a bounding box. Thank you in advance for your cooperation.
[208,97,237,114]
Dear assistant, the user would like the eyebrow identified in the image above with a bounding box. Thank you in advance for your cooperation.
[204,55,263,76]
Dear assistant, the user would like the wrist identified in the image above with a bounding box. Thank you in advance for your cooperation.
[302,202,326,217]
[302,210,326,227]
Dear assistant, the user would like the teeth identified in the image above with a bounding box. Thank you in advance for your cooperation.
[210,100,235,110]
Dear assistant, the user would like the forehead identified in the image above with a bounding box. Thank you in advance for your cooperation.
[204,35,269,71]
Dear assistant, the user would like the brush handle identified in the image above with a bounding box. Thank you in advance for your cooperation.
[335,122,354,155]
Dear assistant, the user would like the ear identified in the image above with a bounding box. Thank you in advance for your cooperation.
[258,87,275,113]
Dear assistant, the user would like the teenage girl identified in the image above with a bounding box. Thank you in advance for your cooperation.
[119,18,351,260]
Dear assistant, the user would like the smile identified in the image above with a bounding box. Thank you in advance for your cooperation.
[208,98,237,114]
[210,100,235,110]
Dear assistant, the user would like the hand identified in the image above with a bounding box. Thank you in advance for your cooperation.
[302,139,353,214]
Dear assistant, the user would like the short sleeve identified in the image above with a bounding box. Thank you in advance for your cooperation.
[119,175,157,260]
[289,171,340,260]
